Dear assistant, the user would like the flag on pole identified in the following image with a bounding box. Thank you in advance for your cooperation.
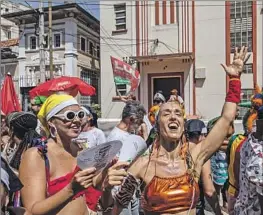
[110,56,140,95]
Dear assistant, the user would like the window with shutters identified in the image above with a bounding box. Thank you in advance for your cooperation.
[89,41,94,56]
[7,31,11,39]
[80,70,99,105]
[54,33,61,48]
[96,45,100,58]
[242,63,253,74]
[114,4,126,31]
[80,36,86,52]
[30,36,37,50]
[230,1,252,53]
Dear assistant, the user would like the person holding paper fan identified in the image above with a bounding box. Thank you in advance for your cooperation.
[99,47,249,215]
[18,94,102,215]
[106,100,147,215]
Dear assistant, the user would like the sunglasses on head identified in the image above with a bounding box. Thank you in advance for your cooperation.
[54,110,86,121]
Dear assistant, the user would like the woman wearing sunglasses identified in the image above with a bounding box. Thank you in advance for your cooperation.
[18,94,101,215]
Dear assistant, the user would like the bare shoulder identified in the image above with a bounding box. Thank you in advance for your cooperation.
[22,147,43,160]
[128,155,150,179]
[20,147,45,170]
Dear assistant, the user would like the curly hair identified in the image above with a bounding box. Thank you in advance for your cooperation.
[122,100,146,120]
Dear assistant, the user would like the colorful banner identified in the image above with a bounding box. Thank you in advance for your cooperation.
[110,56,140,95]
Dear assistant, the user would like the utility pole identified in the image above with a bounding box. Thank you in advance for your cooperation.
[48,0,53,79]
[39,0,45,83]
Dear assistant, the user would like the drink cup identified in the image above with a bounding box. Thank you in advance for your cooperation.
[74,138,88,149]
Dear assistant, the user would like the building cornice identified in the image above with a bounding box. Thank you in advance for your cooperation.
[2,3,99,29]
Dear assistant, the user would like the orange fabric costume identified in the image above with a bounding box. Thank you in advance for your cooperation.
[148,105,160,125]
[141,141,200,214]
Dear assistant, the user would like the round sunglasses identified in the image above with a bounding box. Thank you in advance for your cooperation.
[54,110,86,121]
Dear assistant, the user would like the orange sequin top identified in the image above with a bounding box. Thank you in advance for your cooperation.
[141,142,200,214]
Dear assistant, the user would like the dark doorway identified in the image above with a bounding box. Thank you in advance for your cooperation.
[153,77,181,102]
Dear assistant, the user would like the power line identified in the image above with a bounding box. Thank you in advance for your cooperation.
[14,1,263,7]
[77,0,132,57]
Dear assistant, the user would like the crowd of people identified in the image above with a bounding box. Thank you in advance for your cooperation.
[0,46,262,215]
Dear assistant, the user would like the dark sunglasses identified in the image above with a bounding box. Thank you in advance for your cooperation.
[154,100,163,104]
[54,110,86,121]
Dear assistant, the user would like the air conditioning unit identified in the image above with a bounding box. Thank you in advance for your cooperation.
[195,67,206,79]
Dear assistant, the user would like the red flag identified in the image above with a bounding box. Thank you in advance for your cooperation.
[110,56,140,94]
[1,73,21,115]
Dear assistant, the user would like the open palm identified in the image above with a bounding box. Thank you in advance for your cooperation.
[221,46,250,77]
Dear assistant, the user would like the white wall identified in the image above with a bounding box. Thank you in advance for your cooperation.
[100,1,262,121]
[1,1,28,41]
[194,1,226,119]
[100,1,137,118]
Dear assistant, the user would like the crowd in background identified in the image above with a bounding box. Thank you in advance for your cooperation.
[0,47,262,215]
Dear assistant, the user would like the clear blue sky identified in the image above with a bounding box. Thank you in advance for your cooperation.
[16,0,100,20]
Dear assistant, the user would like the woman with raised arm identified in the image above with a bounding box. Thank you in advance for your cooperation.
[99,47,248,215]
[19,94,101,215]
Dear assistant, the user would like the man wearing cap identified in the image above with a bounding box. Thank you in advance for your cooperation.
[153,90,166,106]
[186,119,222,215]
[148,91,165,127]
[30,96,47,136]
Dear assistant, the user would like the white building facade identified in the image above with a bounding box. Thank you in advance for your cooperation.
[3,3,101,111]
[0,0,29,90]
[100,1,262,121]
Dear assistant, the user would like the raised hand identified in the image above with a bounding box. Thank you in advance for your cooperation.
[102,162,129,190]
[221,46,250,77]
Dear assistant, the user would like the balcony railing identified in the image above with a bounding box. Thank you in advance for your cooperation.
[19,73,65,88]
[19,75,41,88]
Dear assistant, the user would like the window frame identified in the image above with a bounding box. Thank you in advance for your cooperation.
[80,36,87,52]
[116,84,127,96]
[80,70,100,105]
[230,1,252,52]
[114,3,127,31]
[7,30,11,39]
[242,63,253,74]
[53,33,61,48]
[29,35,37,50]
[96,45,100,58]
[88,41,94,56]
